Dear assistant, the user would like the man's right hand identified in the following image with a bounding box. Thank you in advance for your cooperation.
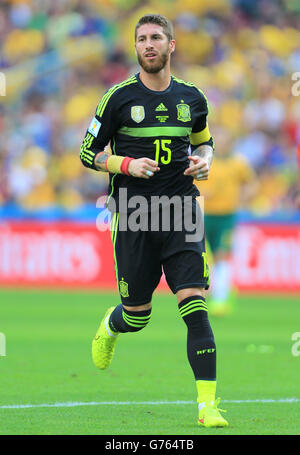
[128,158,160,179]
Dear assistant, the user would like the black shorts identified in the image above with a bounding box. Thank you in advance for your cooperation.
[110,198,210,305]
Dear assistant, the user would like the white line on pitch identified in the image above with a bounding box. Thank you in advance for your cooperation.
[0,398,299,410]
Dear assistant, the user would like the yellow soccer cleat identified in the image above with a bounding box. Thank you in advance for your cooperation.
[198,398,229,428]
[209,300,232,317]
[92,307,119,370]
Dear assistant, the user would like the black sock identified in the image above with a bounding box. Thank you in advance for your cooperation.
[109,304,151,333]
[178,295,216,380]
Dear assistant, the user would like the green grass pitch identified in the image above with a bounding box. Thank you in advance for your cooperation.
[0,288,299,435]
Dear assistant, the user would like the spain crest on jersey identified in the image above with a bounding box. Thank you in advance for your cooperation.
[176,102,191,122]
[131,105,145,123]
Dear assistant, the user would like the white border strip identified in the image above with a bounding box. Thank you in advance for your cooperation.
[0,398,299,410]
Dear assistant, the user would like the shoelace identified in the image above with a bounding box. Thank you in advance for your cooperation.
[213,398,227,414]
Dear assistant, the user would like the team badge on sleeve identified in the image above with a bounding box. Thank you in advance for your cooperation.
[88,117,101,137]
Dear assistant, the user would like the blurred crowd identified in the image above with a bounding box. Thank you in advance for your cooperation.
[0,0,300,215]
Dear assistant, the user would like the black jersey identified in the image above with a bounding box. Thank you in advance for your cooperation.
[80,73,213,209]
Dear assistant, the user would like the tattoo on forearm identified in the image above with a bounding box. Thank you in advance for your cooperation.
[94,152,110,170]
[192,145,213,167]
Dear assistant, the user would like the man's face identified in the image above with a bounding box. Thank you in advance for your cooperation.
[135,23,175,74]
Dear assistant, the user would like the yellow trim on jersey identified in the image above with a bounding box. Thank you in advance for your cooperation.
[80,132,95,165]
[171,76,210,112]
[96,76,138,118]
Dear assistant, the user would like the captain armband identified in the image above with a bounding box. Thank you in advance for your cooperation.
[190,125,215,151]
[105,155,134,175]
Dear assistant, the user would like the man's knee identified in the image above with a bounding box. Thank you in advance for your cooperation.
[176,288,207,304]
[123,302,152,312]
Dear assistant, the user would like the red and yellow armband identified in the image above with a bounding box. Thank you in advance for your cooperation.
[105,156,134,175]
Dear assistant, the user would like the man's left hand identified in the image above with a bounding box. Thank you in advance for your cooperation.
[183,155,210,180]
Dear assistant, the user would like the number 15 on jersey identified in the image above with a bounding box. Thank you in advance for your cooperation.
[153,139,172,165]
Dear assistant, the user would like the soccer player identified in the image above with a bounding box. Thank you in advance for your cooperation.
[195,127,257,316]
[80,14,228,428]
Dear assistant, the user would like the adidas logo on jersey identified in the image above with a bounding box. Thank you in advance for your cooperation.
[155,103,168,112]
